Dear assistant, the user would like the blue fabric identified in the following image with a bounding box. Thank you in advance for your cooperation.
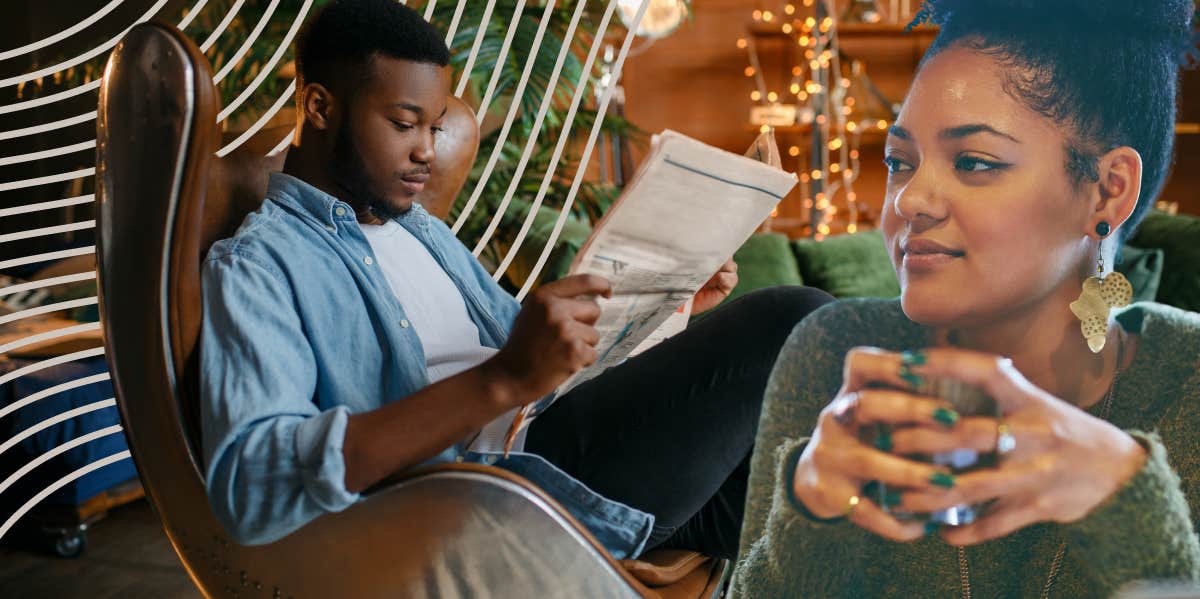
[0,357,137,505]
[199,172,653,558]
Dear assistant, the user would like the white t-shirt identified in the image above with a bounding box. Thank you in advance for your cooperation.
[359,220,519,452]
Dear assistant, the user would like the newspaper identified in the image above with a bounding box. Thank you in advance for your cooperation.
[496,130,795,452]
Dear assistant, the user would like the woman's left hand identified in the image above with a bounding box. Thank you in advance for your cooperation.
[892,347,1146,546]
[691,258,738,314]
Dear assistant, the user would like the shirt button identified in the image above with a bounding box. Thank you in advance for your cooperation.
[363,256,373,266]
[454,455,464,463]
[325,226,336,233]
[399,319,410,328]
[335,207,346,217]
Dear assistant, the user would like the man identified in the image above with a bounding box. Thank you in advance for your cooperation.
[200,0,832,561]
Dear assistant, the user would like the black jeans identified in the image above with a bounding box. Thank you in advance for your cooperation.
[525,286,834,559]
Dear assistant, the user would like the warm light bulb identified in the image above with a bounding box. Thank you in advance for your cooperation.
[792,65,803,76]
[763,11,774,22]
[846,97,856,106]
[818,224,831,235]
[847,223,858,233]
[844,169,854,177]
[803,0,814,6]
[829,205,838,215]
[736,38,747,49]
[750,90,761,101]
[829,138,843,150]
[753,10,763,21]
[842,106,853,116]
[816,114,827,124]
[805,17,816,28]
[798,91,808,101]
[760,124,772,133]
[785,4,796,15]
[803,199,814,209]
[768,91,779,102]
[799,35,811,46]
[811,170,823,180]
[830,163,841,173]
[745,66,756,77]
[810,59,821,70]
[877,119,888,130]
[850,150,860,159]
[847,121,858,132]
[841,77,851,88]
[847,192,858,202]
[788,145,801,157]
[816,199,829,210]
[800,174,811,183]
[814,233,826,241]
[790,83,801,94]
[782,23,793,33]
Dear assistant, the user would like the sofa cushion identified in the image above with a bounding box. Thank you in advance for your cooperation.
[792,230,900,299]
[721,233,805,305]
[1115,245,1164,305]
[1127,210,1200,312]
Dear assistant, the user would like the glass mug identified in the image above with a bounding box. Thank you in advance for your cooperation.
[862,375,999,526]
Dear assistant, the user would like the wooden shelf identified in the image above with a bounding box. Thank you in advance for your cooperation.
[747,123,892,136]
[1177,123,1200,135]
[748,22,938,39]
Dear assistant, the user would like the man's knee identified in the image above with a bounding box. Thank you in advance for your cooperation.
[728,285,834,331]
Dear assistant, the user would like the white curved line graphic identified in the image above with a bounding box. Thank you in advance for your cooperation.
[0,168,93,192]
[467,0,561,253]
[0,297,98,327]
[492,0,619,279]
[0,449,131,544]
[0,348,106,388]
[177,0,214,31]
[198,0,246,52]
[0,140,96,167]
[0,0,126,61]
[0,221,96,244]
[268,129,295,156]
[0,194,94,218]
[424,0,438,21]
[211,0,281,85]
[517,0,650,299]
[0,399,116,459]
[216,0,312,122]
[444,0,468,46]
[453,0,497,98]
[0,373,111,423]
[218,79,297,156]
[0,425,123,499]
[471,0,529,126]
[0,246,95,272]
[0,0,170,89]
[0,322,99,360]
[0,272,96,299]
[0,111,96,141]
[0,79,100,116]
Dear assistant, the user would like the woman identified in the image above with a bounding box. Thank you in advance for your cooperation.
[732,1,1199,596]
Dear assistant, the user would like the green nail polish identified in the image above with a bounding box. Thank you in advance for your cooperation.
[901,350,928,366]
[933,407,960,427]
[874,428,894,452]
[883,489,902,509]
[898,366,924,389]
[930,472,956,488]
[924,520,940,536]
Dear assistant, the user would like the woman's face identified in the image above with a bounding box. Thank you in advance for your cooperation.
[881,45,1093,329]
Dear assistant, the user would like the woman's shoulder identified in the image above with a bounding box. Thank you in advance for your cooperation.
[1118,302,1200,354]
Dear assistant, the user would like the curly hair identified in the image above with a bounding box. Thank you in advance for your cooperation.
[909,0,1195,242]
[295,0,450,96]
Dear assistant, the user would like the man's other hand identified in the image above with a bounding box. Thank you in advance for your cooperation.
[692,259,738,314]
[485,274,612,404]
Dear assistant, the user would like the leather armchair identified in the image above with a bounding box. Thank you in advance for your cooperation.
[95,21,725,599]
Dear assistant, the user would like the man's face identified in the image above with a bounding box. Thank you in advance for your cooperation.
[332,56,451,220]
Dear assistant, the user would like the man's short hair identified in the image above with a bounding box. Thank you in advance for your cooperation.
[295,0,450,94]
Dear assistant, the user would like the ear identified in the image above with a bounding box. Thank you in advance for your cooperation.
[298,82,338,131]
[1090,146,1142,239]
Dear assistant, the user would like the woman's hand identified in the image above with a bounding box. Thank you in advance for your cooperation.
[792,347,964,542]
[691,259,738,314]
[891,348,1146,546]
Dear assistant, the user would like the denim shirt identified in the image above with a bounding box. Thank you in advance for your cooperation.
[200,173,653,558]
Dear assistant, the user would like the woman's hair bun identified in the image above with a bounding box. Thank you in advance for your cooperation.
[912,0,1194,42]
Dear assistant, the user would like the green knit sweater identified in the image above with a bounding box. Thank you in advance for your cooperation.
[732,299,1200,598]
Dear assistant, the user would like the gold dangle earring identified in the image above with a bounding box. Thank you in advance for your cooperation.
[1069,221,1132,353]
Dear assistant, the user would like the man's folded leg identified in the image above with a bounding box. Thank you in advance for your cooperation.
[525,286,834,559]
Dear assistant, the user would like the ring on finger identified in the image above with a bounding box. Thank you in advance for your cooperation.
[995,421,1017,456]
[832,392,861,427]
[844,494,861,517]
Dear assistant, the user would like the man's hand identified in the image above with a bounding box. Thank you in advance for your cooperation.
[484,274,612,404]
[692,259,738,314]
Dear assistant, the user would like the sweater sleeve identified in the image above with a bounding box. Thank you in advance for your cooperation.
[1062,431,1200,593]
[730,302,869,598]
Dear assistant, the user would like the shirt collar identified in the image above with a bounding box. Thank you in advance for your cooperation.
[266,171,431,228]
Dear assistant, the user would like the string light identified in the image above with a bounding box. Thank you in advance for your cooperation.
[753,9,763,21]
[744,66,756,77]
[788,145,801,157]
[782,23,793,34]
[763,10,774,22]
[736,38,747,49]
[767,91,779,102]
[847,223,858,233]
[785,3,796,15]
[790,82,802,94]
[751,90,761,101]
[830,163,841,173]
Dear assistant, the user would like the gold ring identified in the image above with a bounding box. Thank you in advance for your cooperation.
[996,422,1016,456]
[844,494,861,517]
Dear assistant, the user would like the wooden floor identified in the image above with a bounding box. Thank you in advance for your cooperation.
[0,499,200,598]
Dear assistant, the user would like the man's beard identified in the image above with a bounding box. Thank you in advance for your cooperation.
[331,121,405,222]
